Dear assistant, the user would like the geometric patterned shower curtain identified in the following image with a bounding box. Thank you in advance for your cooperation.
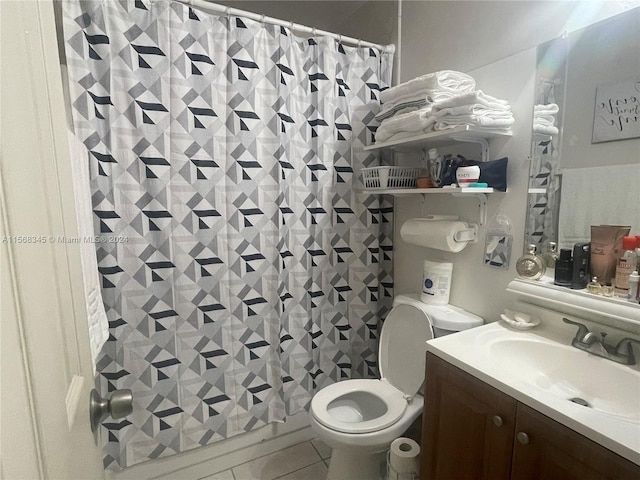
[62,0,393,469]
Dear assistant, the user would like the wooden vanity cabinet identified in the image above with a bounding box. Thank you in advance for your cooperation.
[511,403,640,480]
[421,352,517,480]
[421,353,640,480]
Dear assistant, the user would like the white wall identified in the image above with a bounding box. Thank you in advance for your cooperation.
[396,1,638,323]
[214,0,397,46]
[400,0,636,80]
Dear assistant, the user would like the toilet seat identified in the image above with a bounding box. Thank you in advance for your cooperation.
[311,303,435,434]
[311,379,408,434]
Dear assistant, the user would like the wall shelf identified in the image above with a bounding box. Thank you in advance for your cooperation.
[364,125,512,158]
[362,125,510,225]
[364,186,495,195]
[364,187,499,225]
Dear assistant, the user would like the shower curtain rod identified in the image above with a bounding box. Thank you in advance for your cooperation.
[179,0,395,54]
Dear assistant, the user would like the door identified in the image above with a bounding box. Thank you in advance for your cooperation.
[421,353,517,480]
[1,1,105,478]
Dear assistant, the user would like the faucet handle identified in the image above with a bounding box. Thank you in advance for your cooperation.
[562,318,591,341]
[615,337,640,355]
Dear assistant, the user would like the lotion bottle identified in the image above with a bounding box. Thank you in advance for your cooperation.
[614,236,637,296]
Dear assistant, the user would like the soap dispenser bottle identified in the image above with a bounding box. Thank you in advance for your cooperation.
[516,244,546,280]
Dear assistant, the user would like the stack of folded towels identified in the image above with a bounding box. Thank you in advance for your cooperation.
[375,70,515,143]
[532,103,559,135]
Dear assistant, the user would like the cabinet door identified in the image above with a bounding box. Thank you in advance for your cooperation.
[421,353,517,480]
[511,403,640,480]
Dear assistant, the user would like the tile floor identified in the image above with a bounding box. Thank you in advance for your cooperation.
[200,439,332,480]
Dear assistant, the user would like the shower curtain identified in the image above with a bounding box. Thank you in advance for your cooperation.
[62,0,393,469]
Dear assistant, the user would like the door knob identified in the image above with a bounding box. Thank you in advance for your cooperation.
[492,415,503,427]
[89,388,133,433]
[516,431,530,445]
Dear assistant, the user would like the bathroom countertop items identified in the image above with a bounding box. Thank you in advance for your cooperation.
[375,70,514,144]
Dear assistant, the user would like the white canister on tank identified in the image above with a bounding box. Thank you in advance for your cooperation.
[421,260,453,305]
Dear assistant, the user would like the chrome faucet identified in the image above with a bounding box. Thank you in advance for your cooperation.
[562,318,640,365]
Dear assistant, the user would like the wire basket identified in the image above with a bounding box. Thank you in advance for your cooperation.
[362,166,426,190]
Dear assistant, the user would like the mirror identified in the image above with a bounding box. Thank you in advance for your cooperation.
[525,8,640,253]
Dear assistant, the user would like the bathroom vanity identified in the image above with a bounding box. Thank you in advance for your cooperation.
[419,315,640,479]
[420,353,640,479]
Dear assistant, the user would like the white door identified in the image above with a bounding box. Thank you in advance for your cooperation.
[1,1,106,478]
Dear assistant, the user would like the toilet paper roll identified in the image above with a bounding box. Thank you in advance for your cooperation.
[389,437,420,475]
[400,218,471,252]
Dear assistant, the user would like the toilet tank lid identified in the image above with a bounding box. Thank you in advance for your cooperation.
[393,294,484,331]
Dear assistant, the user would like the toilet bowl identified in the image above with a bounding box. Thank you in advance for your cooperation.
[309,294,483,480]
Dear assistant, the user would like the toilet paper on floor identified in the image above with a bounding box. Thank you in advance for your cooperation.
[389,437,420,477]
[400,217,476,252]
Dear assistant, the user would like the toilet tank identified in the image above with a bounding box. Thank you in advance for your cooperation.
[393,294,484,337]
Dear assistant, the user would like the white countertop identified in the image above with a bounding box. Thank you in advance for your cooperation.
[426,321,640,465]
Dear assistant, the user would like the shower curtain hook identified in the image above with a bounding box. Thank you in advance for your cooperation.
[260,14,265,24]
[312,27,317,36]
[289,20,294,31]
[357,39,362,48]
[337,34,342,44]
[224,6,230,16]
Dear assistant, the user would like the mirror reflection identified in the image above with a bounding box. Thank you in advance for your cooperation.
[526,8,640,255]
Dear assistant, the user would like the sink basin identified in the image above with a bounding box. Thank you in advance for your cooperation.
[486,337,640,421]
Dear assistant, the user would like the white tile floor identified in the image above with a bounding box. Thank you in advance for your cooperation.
[200,439,332,480]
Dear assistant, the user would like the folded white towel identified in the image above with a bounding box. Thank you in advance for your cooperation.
[434,115,514,130]
[381,70,476,104]
[375,98,428,122]
[533,114,556,125]
[432,104,513,120]
[382,89,431,109]
[376,109,436,142]
[533,123,559,135]
[375,129,434,144]
[431,90,511,111]
[534,103,559,114]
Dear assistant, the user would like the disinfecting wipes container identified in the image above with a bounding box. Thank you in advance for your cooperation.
[421,260,453,305]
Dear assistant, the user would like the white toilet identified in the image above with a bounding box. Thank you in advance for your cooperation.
[309,294,483,480]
